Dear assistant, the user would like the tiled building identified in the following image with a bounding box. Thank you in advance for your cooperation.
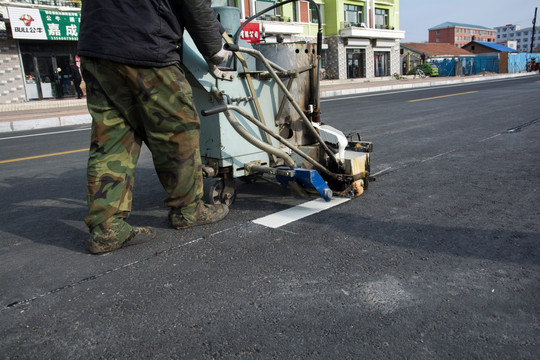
[429,22,496,48]
[494,24,540,52]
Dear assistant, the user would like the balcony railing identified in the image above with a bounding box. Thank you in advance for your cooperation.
[257,14,291,22]
[343,21,366,28]
[342,22,395,30]
[5,0,81,8]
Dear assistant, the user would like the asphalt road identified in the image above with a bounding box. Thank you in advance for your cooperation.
[1,75,539,359]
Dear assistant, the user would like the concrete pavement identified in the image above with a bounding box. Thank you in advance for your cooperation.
[0,72,536,133]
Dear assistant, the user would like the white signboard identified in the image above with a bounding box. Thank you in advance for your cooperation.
[7,7,47,40]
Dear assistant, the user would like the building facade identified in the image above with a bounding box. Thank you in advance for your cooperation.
[221,0,404,80]
[428,22,496,48]
[0,0,81,104]
[494,24,540,52]
[0,0,405,104]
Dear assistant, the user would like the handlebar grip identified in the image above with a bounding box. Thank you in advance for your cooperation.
[224,43,240,52]
[201,104,229,116]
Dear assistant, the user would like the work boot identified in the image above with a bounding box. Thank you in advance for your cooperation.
[169,201,229,230]
[88,226,155,254]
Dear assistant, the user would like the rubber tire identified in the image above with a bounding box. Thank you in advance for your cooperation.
[203,177,236,206]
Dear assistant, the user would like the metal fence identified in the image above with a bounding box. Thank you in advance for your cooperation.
[508,53,540,73]
[431,56,499,76]
[430,53,540,77]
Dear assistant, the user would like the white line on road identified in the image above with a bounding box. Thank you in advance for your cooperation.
[0,127,90,141]
[252,197,350,229]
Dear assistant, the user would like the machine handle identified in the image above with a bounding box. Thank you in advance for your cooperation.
[224,43,240,52]
[201,104,229,116]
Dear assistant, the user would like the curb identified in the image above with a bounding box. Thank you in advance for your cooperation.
[0,113,92,133]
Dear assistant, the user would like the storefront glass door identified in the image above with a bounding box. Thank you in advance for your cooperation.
[347,49,366,79]
[36,56,55,98]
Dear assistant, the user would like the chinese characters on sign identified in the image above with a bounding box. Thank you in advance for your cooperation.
[240,22,261,44]
[7,7,80,41]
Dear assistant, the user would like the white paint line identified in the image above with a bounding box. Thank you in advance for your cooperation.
[421,150,455,163]
[0,127,91,141]
[252,197,350,229]
[479,133,501,142]
[371,167,392,177]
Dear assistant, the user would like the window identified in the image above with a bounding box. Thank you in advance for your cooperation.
[255,0,280,16]
[374,52,390,77]
[375,8,388,29]
[344,4,363,25]
[309,2,322,24]
[436,30,440,35]
[436,37,440,42]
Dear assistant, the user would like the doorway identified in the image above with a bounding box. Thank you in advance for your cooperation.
[346,48,366,79]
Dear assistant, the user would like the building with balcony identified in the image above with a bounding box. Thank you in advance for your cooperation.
[323,0,404,79]
[494,24,540,52]
[429,22,496,48]
[0,0,81,103]
[229,0,404,80]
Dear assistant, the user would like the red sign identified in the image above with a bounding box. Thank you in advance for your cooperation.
[240,22,261,43]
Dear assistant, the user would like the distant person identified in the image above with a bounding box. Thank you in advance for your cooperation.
[54,67,63,99]
[69,60,83,99]
[77,0,230,254]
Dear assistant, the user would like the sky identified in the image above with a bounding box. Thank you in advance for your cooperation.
[400,0,539,42]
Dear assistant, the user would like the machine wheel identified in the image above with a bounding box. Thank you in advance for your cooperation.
[203,177,236,206]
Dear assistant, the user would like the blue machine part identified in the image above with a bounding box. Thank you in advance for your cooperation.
[275,167,333,202]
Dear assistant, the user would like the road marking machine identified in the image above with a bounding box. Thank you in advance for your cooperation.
[184,2,372,205]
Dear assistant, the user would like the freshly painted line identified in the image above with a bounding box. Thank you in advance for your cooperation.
[371,167,392,177]
[0,148,88,164]
[479,133,501,142]
[252,197,350,229]
[0,127,91,141]
[408,91,478,103]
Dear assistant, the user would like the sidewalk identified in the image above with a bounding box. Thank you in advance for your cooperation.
[0,72,536,133]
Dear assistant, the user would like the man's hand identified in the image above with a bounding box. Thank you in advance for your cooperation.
[206,44,232,65]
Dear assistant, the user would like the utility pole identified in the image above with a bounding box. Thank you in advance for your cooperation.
[531,7,537,53]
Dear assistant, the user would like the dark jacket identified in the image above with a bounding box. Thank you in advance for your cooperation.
[78,0,223,67]
[69,64,81,82]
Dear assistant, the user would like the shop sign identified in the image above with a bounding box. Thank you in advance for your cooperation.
[7,7,80,41]
[240,22,261,43]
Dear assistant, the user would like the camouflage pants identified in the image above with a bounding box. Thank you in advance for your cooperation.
[82,57,203,241]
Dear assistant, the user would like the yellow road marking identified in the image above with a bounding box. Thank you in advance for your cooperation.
[408,91,478,103]
[0,148,88,164]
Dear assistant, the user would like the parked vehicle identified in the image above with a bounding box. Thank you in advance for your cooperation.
[408,63,439,77]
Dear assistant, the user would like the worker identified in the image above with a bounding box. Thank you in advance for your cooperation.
[68,60,83,99]
[78,1,231,254]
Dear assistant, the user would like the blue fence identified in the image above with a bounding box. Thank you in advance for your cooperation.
[431,56,499,77]
[508,53,540,73]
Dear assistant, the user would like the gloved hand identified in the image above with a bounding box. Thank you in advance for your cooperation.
[206,44,232,65]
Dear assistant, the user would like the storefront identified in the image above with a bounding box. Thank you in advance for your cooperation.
[7,6,80,100]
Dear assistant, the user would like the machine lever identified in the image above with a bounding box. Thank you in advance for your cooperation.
[201,104,229,116]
